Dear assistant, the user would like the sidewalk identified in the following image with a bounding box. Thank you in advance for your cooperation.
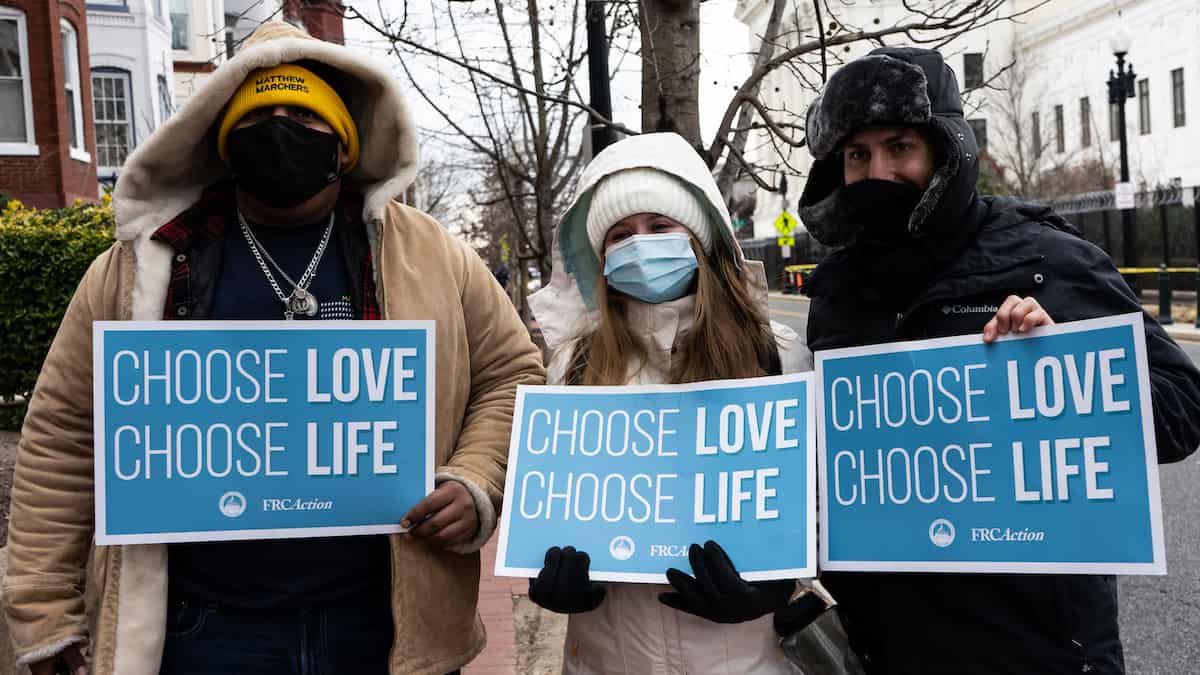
[464,536,524,675]
[768,291,1200,343]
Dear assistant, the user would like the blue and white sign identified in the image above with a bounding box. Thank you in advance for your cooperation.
[92,321,435,545]
[816,313,1165,574]
[495,374,816,583]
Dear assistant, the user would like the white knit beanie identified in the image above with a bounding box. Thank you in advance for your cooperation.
[585,168,712,255]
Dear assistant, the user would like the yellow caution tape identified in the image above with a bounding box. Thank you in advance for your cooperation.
[1117,267,1199,274]
[781,265,1197,275]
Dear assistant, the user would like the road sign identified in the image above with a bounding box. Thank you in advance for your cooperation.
[777,235,795,248]
[1115,182,1135,210]
[774,211,797,235]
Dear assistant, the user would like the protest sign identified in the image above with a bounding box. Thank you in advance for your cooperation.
[816,313,1165,574]
[495,374,816,584]
[93,321,434,545]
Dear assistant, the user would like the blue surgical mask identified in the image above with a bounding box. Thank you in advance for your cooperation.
[602,233,699,304]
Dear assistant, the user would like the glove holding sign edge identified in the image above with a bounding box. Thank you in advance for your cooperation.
[527,546,607,614]
[658,540,796,624]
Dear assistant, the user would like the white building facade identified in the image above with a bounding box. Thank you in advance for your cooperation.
[736,0,1200,239]
[86,0,175,185]
[83,0,290,183]
[170,0,286,107]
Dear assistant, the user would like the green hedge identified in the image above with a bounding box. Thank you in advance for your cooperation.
[0,197,115,407]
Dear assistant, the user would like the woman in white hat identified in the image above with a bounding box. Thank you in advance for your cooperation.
[525,132,821,674]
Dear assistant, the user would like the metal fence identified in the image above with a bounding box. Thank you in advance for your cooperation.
[740,186,1200,301]
[1048,185,1199,274]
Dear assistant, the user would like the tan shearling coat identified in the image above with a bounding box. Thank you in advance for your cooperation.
[2,22,544,675]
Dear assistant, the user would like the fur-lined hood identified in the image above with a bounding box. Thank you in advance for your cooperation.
[112,21,419,242]
[527,132,770,350]
[798,47,980,241]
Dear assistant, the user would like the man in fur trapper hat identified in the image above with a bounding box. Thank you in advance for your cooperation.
[798,47,1200,674]
[3,21,543,675]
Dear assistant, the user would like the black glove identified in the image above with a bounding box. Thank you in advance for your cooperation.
[527,546,606,614]
[658,540,795,624]
[773,589,830,637]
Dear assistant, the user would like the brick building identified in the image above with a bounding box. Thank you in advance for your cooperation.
[283,0,343,45]
[1,0,344,206]
[1,0,98,208]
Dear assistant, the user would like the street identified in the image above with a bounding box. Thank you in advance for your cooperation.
[769,294,1200,675]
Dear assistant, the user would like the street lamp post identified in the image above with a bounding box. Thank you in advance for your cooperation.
[1107,28,1139,294]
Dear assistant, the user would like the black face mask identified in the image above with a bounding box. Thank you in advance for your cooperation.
[818,179,924,248]
[227,116,341,209]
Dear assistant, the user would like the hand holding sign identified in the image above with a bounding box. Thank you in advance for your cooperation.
[528,546,607,614]
[659,540,795,624]
[983,295,1055,343]
[403,481,479,549]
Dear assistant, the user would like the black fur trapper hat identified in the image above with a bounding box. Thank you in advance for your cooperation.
[799,47,980,245]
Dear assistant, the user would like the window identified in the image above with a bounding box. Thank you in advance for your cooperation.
[92,70,133,174]
[1054,104,1065,153]
[968,118,987,153]
[0,8,36,153]
[1138,78,1150,135]
[60,20,87,160]
[1172,68,1185,127]
[1083,97,1099,147]
[963,52,983,89]
[157,74,172,124]
[1031,111,1041,158]
[171,0,190,51]
[1109,101,1120,142]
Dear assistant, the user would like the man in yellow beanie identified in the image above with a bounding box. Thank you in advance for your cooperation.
[6,21,543,675]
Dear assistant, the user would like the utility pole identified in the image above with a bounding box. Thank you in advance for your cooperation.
[586,0,617,155]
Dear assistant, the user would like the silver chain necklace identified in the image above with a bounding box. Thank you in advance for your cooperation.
[238,210,335,320]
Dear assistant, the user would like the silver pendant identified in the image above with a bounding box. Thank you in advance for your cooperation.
[288,288,319,317]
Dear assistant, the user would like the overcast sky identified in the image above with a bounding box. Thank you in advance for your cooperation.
[343,0,753,145]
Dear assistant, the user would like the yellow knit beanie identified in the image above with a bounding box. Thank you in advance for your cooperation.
[217,63,359,171]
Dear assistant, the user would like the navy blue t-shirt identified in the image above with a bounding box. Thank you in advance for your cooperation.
[168,216,391,609]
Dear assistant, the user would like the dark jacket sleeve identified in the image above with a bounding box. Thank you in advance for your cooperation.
[1039,228,1200,463]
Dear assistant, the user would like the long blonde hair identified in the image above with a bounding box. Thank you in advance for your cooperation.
[566,236,776,385]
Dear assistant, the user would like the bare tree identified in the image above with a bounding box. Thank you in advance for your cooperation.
[339,0,1040,287]
[639,0,701,144]
[987,51,1115,199]
[352,0,1035,193]
[348,0,593,315]
[987,53,1054,197]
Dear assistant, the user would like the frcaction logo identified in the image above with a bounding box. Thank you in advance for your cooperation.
[219,491,246,518]
[609,536,635,561]
[970,527,1046,543]
[649,544,690,558]
[263,498,334,512]
[929,518,956,547]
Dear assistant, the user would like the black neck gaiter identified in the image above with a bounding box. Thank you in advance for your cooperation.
[839,179,977,310]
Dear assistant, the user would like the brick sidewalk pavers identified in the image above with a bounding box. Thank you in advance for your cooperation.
[464,537,526,675]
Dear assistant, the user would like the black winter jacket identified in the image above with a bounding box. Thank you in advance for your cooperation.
[800,47,1200,675]
[805,199,1200,674]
